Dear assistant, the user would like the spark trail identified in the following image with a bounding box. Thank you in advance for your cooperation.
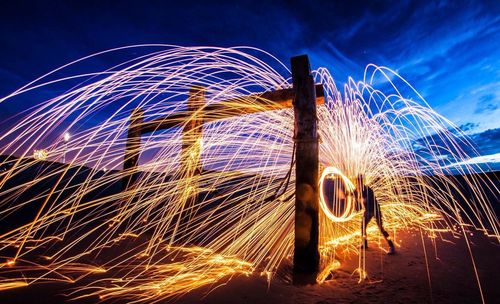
[0,46,497,302]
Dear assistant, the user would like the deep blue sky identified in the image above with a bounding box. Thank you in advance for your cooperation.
[0,0,499,165]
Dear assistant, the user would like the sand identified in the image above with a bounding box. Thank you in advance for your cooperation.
[0,229,498,304]
[179,229,499,304]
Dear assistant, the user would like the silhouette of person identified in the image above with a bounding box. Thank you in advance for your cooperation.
[355,174,395,254]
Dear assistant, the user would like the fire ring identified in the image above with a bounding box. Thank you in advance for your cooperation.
[319,166,357,222]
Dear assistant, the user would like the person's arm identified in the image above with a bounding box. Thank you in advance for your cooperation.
[337,188,346,200]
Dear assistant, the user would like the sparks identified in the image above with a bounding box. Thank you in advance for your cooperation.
[0,46,497,302]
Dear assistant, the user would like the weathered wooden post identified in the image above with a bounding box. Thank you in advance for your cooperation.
[180,86,205,219]
[292,55,320,281]
[181,86,205,178]
[122,108,144,191]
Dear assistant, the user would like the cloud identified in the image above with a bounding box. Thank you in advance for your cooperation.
[444,152,500,169]
[474,94,499,114]
[458,122,479,132]
[470,128,500,156]
[414,127,500,166]
[435,82,500,133]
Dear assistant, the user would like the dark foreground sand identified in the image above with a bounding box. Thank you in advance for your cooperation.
[179,229,499,304]
[0,229,498,304]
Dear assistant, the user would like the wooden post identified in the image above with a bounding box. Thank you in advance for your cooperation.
[182,86,205,177]
[292,55,320,281]
[180,86,205,221]
[122,108,144,191]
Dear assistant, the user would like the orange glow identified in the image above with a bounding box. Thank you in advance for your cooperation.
[0,46,497,302]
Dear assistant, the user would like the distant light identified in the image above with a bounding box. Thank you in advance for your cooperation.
[63,132,71,142]
[33,149,48,161]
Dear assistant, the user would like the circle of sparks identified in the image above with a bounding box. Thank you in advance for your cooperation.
[319,166,357,223]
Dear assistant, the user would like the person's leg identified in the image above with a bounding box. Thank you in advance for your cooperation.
[375,210,395,254]
[361,212,371,249]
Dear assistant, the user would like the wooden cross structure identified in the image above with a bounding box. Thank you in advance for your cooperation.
[122,55,323,280]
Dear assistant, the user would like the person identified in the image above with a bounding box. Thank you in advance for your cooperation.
[355,174,395,255]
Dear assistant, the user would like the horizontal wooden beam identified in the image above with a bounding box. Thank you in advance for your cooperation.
[141,84,324,134]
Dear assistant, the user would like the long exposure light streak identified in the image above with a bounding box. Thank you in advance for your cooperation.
[0,45,497,302]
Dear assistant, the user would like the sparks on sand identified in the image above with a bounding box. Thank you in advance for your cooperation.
[0,46,497,303]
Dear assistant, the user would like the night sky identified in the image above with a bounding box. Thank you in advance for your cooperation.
[0,0,498,166]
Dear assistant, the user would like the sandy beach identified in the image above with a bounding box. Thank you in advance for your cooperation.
[1,228,498,304]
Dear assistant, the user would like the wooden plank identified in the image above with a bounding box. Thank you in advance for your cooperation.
[140,85,324,134]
